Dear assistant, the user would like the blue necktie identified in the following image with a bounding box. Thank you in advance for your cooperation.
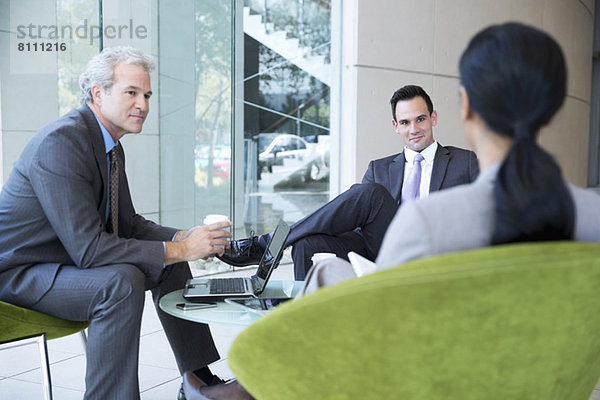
[401,153,424,204]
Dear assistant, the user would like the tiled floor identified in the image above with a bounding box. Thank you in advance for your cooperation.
[3,257,600,399]
[0,259,294,399]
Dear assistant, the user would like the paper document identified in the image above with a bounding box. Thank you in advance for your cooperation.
[348,252,376,277]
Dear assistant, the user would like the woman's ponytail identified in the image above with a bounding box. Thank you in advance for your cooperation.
[459,23,574,244]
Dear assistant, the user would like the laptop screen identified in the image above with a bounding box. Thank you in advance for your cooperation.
[254,220,290,288]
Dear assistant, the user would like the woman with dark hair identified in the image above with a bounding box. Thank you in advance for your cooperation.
[376,22,599,268]
[182,22,600,400]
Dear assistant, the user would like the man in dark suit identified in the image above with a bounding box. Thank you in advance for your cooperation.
[0,47,231,400]
[219,85,479,280]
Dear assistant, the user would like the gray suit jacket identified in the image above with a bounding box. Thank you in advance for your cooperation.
[361,144,479,203]
[0,105,175,305]
[376,163,600,269]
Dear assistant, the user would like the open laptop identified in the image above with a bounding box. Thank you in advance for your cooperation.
[183,219,291,301]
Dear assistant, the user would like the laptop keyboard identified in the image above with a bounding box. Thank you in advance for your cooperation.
[209,278,247,294]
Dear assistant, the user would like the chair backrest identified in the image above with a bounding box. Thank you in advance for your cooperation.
[229,242,600,400]
[0,301,89,343]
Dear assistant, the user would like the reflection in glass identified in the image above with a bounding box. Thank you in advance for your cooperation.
[241,0,332,235]
[158,0,233,231]
[159,0,234,275]
[193,1,233,218]
[157,0,333,271]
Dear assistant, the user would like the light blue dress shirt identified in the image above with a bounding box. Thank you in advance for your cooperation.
[93,116,169,266]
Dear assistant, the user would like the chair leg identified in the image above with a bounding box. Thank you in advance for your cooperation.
[36,333,53,400]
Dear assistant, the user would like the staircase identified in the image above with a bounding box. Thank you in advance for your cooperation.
[243,6,331,86]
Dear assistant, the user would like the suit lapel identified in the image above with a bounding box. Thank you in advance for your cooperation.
[429,144,450,193]
[389,152,406,202]
[79,105,110,213]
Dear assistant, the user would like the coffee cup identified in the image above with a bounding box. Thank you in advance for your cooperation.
[203,214,230,248]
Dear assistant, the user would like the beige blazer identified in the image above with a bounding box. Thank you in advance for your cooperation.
[377,163,600,269]
[300,163,600,295]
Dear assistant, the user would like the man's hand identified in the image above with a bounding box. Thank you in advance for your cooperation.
[173,227,202,242]
[165,221,232,265]
[173,229,189,242]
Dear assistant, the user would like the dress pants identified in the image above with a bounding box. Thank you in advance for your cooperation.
[0,261,219,400]
[288,182,398,279]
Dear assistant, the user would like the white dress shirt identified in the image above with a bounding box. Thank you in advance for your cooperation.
[402,141,438,199]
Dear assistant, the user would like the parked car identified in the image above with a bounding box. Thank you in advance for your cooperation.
[257,133,329,182]
[258,133,309,172]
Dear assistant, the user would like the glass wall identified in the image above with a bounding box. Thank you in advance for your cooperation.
[158,1,233,231]
[159,0,333,246]
[56,0,101,116]
[239,0,333,235]
[9,0,100,118]
[192,1,234,219]
[157,1,234,273]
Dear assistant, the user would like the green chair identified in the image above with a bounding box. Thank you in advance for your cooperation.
[0,301,89,400]
[229,242,600,399]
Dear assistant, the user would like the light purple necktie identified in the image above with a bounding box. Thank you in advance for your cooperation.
[401,153,424,204]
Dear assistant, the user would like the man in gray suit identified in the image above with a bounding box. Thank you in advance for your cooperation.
[218,85,479,279]
[0,47,230,400]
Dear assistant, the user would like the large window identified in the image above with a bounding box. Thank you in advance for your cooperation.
[240,0,333,235]
[157,0,334,267]
[158,1,233,237]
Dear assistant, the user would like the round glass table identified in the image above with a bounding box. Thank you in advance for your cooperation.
[159,280,303,326]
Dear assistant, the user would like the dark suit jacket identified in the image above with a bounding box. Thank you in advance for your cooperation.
[361,144,479,203]
[0,105,176,305]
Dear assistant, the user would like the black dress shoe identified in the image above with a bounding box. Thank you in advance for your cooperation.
[217,236,265,267]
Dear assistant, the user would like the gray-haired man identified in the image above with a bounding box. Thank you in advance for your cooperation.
[0,46,229,400]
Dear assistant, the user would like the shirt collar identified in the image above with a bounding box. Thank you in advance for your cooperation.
[94,115,119,154]
[403,141,438,164]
